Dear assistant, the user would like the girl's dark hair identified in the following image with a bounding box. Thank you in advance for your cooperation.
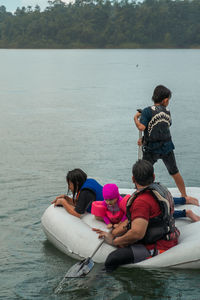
[152,85,172,103]
[66,168,87,200]
[132,160,154,186]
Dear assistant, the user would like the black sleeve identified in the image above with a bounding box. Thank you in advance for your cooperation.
[75,189,96,214]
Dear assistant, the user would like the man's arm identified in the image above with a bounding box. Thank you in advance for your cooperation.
[93,218,148,246]
[113,218,148,247]
[112,219,129,236]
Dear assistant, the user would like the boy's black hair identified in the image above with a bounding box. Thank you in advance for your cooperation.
[132,160,154,186]
[66,168,87,201]
[152,85,172,104]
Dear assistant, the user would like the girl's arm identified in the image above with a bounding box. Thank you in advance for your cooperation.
[53,194,74,205]
[120,214,127,222]
[53,198,81,218]
[103,215,111,225]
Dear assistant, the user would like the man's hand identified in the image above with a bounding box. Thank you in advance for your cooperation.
[92,228,114,245]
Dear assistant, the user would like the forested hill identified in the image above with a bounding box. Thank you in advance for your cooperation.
[0,0,200,49]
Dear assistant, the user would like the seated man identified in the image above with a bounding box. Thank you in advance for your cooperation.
[93,159,180,272]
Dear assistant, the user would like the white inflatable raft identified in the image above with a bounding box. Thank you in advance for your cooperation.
[41,187,200,269]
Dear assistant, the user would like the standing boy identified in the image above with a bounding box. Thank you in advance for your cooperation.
[134,85,198,204]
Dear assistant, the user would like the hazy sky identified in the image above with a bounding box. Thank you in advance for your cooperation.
[0,0,143,13]
[0,0,69,12]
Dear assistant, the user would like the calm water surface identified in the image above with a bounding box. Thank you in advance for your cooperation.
[1,49,200,299]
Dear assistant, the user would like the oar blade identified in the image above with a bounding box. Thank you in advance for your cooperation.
[65,258,94,278]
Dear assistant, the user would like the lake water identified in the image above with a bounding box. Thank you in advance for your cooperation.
[1,49,200,299]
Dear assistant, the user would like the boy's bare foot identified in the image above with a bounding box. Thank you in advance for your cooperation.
[186,210,200,222]
[184,196,199,206]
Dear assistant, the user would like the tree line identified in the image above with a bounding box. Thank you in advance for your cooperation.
[0,0,199,48]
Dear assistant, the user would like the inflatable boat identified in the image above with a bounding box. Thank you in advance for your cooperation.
[41,187,200,269]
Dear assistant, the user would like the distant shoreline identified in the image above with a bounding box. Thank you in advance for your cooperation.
[0,0,199,50]
[0,47,200,50]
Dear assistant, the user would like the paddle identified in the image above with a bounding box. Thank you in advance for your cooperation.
[64,239,104,278]
[137,109,143,160]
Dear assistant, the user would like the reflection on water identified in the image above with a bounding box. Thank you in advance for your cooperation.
[54,267,124,299]
[1,49,200,300]
[52,265,200,300]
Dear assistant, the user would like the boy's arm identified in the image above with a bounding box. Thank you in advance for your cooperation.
[134,112,146,131]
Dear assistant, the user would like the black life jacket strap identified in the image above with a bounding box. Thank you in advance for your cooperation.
[126,187,149,230]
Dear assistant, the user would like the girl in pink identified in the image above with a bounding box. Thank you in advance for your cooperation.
[91,183,127,229]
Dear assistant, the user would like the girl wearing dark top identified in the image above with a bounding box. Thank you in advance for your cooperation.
[52,168,103,218]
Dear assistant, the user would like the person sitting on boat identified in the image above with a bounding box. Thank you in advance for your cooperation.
[91,183,127,229]
[173,204,200,222]
[92,183,200,224]
[52,168,103,218]
[93,159,180,272]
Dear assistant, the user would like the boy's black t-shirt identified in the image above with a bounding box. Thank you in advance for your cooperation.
[140,106,175,154]
[74,189,96,214]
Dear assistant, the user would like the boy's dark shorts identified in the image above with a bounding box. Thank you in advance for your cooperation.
[143,150,179,175]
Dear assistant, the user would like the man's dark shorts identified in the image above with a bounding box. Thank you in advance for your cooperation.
[105,244,151,272]
[143,150,179,175]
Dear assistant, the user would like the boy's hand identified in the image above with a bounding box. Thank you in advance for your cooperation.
[138,138,143,146]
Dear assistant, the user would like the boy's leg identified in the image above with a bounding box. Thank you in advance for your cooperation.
[173,209,186,219]
[162,151,199,203]
[161,151,186,196]
[186,210,200,222]
[174,209,200,222]
[142,151,159,165]
[184,196,199,206]
[174,196,199,206]
[172,173,199,205]
[171,172,187,198]
[173,197,186,205]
